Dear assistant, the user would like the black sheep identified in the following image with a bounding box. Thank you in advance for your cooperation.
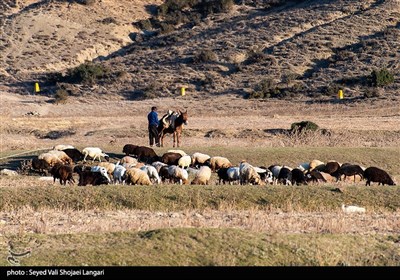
[364,167,395,186]
[278,167,292,186]
[78,171,109,186]
[291,168,308,185]
[62,148,84,163]
[336,164,364,182]
[217,167,230,184]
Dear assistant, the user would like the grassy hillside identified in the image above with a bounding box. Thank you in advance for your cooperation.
[1,183,399,212]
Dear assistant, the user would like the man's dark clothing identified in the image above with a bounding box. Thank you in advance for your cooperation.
[147,110,160,146]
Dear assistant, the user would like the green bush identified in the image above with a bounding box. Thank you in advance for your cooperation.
[290,121,319,134]
[369,68,394,87]
[66,62,107,84]
[248,78,280,99]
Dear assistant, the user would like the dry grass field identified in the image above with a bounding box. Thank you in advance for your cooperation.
[0,92,399,266]
[0,0,399,267]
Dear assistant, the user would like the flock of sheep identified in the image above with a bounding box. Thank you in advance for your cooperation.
[22,144,396,188]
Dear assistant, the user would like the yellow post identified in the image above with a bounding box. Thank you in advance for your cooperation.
[181,87,186,96]
[338,89,343,99]
[34,82,40,93]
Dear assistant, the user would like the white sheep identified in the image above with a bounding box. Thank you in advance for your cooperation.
[239,161,263,185]
[53,144,75,151]
[208,156,232,171]
[38,153,63,167]
[254,167,273,184]
[191,152,211,167]
[226,167,240,185]
[151,161,168,173]
[167,149,187,156]
[341,204,366,214]
[297,162,310,172]
[125,168,152,185]
[191,166,212,185]
[309,159,325,171]
[91,166,111,183]
[47,150,73,164]
[120,156,138,165]
[0,169,18,176]
[82,147,109,162]
[140,165,161,184]
[98,162,116,179]
[113,165,127,184]
[168,165,189,185]
[269,165,282,179]
[187,167,200,177]
[178,155,191,169]
[319,171,336,183]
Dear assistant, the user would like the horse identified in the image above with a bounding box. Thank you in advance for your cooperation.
[158,110,188,147]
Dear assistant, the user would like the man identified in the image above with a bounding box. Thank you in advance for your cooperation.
[147,106,160,147]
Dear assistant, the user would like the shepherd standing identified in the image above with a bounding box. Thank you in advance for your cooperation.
[147,106,160,147]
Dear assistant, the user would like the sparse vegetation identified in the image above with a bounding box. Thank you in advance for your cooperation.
[54,88,69,104]
[1,229,399,266]
[249,78,281,98]
[193,49,218,63]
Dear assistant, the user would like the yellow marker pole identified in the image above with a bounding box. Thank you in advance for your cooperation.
[34,82,40,94]
[338,89,343,99]
[181,87,186,96]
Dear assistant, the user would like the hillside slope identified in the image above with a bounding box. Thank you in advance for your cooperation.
[0,0,162,88]
[1,0,399,100]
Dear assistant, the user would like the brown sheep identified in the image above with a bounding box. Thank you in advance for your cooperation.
[132,146,159,163]
[50,163,75,185]
[122,144,138,156]
[161,152,182,165]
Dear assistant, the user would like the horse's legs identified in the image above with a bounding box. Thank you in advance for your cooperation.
[160,133,164,147]
[177,131,181,147]
[173,132,176,147]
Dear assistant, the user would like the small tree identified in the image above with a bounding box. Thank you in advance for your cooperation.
[369,68,394,87]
